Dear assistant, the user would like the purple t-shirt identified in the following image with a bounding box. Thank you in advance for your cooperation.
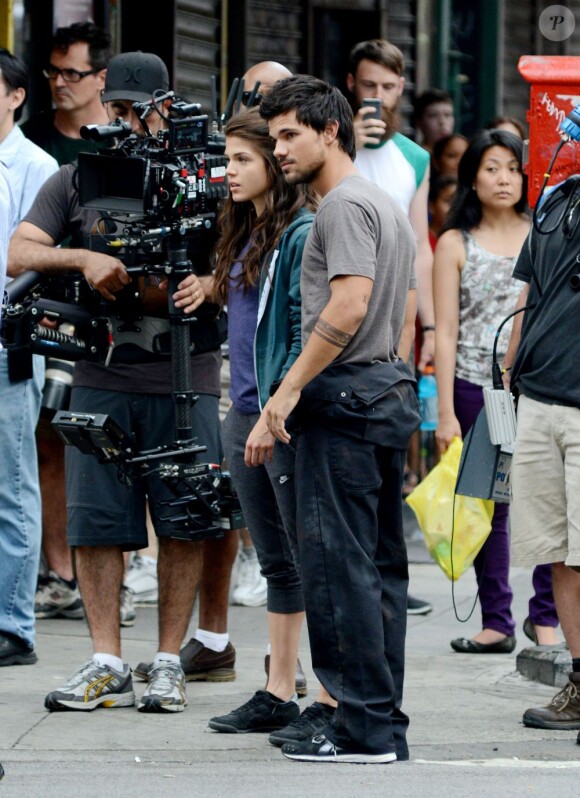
[227,243,260,414]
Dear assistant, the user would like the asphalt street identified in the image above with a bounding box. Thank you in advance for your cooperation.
[1,553,579,798]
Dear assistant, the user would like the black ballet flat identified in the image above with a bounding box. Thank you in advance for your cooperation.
[523,617,538,644]
[450,635,517,654]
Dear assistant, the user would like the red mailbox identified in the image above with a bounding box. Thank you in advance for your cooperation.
[518,55,580,208]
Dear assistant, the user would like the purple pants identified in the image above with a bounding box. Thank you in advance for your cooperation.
[454,377,557,634]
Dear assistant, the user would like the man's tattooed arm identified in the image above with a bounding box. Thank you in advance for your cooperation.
[313,317,353,349]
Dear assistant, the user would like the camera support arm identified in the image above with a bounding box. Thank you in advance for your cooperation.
[165,237,197,440]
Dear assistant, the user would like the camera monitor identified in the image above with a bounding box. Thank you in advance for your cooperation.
[78,152,147,214]
[168,116,208,155]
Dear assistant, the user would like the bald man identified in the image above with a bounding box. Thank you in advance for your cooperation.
[241,61,291,105]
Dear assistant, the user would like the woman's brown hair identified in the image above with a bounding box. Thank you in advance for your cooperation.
[212,107,315,305]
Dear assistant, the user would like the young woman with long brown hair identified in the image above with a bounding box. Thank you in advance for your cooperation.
[175,108,329,739]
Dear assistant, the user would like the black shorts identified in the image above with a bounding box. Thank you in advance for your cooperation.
[65,386,222,549]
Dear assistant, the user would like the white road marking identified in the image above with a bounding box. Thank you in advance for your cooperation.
[415,758,580,769]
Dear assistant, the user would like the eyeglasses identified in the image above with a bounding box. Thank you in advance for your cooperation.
[43,65,99,83]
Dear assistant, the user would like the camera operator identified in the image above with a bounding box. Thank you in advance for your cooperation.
[8,51,223,714]
[503,178,580,745]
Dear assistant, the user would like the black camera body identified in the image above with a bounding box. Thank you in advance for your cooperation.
[78,112,227,219]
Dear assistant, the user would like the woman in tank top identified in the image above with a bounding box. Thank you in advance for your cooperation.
[433,129,559,653]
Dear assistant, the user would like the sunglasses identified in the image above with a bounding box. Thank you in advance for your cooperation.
[241,90,264,107]
[43,65,99,83]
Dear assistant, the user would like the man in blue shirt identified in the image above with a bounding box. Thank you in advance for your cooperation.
[0,49,58,666]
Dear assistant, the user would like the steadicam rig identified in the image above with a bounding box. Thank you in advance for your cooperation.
[59,86,237,541]
[51,410,243,541]
[3,77,249,542]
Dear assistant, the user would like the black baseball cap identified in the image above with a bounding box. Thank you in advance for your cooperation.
[101,51,169,103]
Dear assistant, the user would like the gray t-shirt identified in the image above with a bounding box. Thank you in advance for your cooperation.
[301,174,416,363]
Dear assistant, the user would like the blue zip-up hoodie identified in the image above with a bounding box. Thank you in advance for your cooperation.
[254,207,314,409]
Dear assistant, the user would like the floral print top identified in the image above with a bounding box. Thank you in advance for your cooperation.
[455,231,522,387]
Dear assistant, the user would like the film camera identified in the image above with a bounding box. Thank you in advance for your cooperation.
[3,86,244,541]
[77,94,228,218]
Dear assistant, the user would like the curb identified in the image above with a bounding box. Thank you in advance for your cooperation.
[516,644,572,687]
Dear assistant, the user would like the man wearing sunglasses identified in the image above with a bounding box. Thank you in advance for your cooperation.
[241,61,291,108]
[21,21,110,166]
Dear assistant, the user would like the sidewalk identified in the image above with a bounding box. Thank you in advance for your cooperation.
[2,560,579,798]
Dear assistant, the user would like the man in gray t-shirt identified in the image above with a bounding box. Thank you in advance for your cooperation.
[254,76,418,764]
[301,174,416,363]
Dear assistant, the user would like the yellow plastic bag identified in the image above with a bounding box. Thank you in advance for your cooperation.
[405,437,494,581]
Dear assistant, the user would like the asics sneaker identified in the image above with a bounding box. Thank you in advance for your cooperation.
[138,661,187,713]
[44,659,135,711]
[134,639,236,682]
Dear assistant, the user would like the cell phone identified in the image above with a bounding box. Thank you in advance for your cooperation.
[361,99,382,147]
[361,98,382,120]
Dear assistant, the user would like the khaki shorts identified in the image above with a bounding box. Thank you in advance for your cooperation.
[511,394,580,568]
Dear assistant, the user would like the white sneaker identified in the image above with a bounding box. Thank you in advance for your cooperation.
[231,547,267,607]
[35,571,84,620]
[120,585,136,627]
[138,661,187,713]
[125,553,158,605]
[45,660,135,711]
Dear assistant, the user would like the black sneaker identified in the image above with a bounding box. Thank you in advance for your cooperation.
[268,701,335,747]
[208,689,300,733]
[407,594,433,615]
[281,733,397,764]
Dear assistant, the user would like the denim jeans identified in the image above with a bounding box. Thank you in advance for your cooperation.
[295,422,409,758]
[0,350,44,648]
